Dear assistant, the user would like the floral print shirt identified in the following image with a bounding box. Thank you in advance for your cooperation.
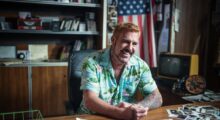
[77,48,157,114]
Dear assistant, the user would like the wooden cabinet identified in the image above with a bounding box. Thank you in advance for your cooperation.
[0,65,68,117]
[32,66,68,117]
[0,67,29,113]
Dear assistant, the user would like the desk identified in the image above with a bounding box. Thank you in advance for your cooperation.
[45,102,220,120]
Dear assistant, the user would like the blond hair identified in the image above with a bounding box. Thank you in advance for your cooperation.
[112,22,140,39]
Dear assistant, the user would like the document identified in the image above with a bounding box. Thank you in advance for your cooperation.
[28,44,48,60]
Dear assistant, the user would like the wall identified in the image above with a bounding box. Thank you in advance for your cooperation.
[174,0,211,76]
[173,0,220,91]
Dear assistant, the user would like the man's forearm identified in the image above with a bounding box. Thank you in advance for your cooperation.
[137,89,163,109]
[83,90,132,120]
[85,96,123,118]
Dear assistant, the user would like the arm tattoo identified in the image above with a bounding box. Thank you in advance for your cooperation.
[137,89,163,109]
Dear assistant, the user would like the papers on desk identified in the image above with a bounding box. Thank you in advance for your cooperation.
[182,90,220,102]
[167,104,220,120]
[76,118,87,120]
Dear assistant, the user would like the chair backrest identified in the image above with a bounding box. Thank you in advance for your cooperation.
[68,49,95,113]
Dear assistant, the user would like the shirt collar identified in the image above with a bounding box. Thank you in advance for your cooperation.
[99,48,111,67]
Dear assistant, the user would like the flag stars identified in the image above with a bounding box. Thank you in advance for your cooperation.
[118,0,149,15]
[133,1,136,4]
[126,10,131,14]
[133,9,137,13]
[123,5,127,10]
[119,1,123,5]
[139,9,143,13]
[119,10,123,14]
[139,0,143,4]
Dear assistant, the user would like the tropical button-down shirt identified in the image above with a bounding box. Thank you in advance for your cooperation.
[77,48,157,114]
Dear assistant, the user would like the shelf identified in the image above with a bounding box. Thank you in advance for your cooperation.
[0,30,99,35]
[0,60,68,67]
[0,0,101,8]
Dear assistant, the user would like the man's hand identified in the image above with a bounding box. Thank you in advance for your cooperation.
[131,104,148,120]
[118,102,148,120]
[83,90,150,120]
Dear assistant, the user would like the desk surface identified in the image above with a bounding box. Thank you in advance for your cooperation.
[45,102,220,120]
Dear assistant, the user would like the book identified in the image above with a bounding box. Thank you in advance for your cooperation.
[60,46,70,60]
[75,40,82,51]
[73,40,82,51]
[60,19,66,31]
[86,36,94,49]
[86,20,96,31]
[70,18,80,31]
[64,19,70,31]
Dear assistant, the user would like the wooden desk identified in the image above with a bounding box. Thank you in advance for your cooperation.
[45,102,220,120]
[45,114,112,120]
[146,102,220,120]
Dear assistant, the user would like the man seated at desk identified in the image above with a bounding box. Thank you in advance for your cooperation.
[77,23,163,120]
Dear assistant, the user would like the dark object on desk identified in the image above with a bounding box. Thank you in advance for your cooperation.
[171,75,206,95]
[158,84,190,106]
[185,75,206,94]
[171,76,188,95]
[155,77,190,106]
[67,49,95,114]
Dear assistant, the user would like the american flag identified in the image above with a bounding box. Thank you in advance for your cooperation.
[117,0,157,67]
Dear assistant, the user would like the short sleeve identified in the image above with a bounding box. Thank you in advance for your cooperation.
[80,58,100,94]
[138,62,157,96]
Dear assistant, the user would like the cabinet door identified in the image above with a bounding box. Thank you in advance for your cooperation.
[32,66,68,117]
[0,67,29,113]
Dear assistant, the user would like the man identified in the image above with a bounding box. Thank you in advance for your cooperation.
[77,23,162,120]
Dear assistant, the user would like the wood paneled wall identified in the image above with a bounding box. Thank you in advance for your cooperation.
[174,0,210,53]
[174,0,211,76]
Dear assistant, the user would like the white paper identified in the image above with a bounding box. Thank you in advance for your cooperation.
[28,44,48,60]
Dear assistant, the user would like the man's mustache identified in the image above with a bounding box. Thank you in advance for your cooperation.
[120,49,133,55]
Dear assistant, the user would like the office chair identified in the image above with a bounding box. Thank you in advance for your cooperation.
[67,49,95,114]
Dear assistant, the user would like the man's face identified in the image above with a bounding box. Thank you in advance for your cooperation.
[111,31,139,64]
